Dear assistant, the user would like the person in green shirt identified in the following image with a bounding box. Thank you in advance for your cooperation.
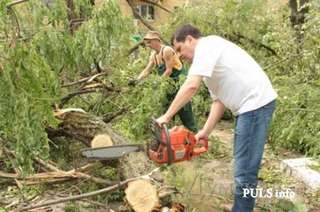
[130,31,197,132]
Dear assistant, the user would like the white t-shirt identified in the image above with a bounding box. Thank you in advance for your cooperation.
[188,35,277,115]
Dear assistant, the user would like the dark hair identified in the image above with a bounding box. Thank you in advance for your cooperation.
[173,24,202,43]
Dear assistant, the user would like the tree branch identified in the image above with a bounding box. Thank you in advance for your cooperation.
[6,0,28,9]
[46,125,91,146]
[60,83,120,107]
[0,170,115,186]
[20,168,160,211]
[61,72,108,87]
[127,40,145,56]
[126,0,155,31]
[103,107,129,123]
[60,89,99,107]
[233,32,278,56]
[126,0,169,46]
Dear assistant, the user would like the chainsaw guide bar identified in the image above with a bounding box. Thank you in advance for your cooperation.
[81,144,143,160]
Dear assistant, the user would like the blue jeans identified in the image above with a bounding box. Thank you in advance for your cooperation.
[232,100,276,212]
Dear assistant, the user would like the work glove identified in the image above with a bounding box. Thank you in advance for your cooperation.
[128,78,139,86]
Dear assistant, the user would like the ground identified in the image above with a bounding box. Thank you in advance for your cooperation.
[163,120,320,212]
[1,121,320,211]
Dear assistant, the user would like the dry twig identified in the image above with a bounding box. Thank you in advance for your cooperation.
[61,72,108,87]
[20,168,160,211]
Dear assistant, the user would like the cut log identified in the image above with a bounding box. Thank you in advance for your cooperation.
[125,179,159,212]
[91,134,113,148]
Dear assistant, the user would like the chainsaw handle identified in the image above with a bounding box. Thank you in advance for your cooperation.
[151,117,173,165]
[192,138,208,156]
[151,117,168,129]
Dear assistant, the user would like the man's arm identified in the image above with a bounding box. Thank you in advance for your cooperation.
[137,56,155,80]
[194,100,225,141]
[162,48,175,77]
[203,100,225,135]
[157,75,202,123]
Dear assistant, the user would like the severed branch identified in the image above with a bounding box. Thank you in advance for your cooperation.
[6,0,29,9]
[46,125,91,146]
[263,52,302,71]
[60,83,120,107]
[205,20,277,56]
[141,0,172,13]
[128,40,145,56]
[126,0,169,43]
[103,107,129,123]
[0,167,115,186]
[126,0,172,55]
[69,18,85,29]
[1,141,112,186]
[221,31,277,56]
[33,156,63,172]
[61,72,108,87]
[60,88,102,107]
[126,0,169,54]
[233,32,278,56]
[126,0,155,31]
[20,168,160,211]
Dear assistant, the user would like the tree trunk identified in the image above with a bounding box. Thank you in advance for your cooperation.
[65,0,78,34]
[289,0,309,27]
[51,110,157,178]
[288,0,309,43]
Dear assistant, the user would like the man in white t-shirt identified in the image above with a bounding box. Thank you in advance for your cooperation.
[156,24,277,212]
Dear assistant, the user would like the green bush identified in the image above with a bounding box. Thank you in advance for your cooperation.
[160,0,320,157]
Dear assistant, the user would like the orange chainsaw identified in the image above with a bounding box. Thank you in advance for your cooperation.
[148,118,208,164]
[81,119,208,165]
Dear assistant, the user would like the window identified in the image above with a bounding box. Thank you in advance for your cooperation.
[135,4,155,21]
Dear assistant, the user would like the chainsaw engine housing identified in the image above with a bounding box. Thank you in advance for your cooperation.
[148,123,208,165]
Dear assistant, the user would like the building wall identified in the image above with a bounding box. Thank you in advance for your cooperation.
[95,0,289,29]
[155,0,187,25]
[113,0,188,28]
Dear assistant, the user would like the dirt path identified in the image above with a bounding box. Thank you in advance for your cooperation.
[164,120,235,211]
[164,120,320,212]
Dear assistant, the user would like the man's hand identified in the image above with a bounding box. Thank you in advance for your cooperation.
[195,129,209,142]
[128,78,139,86]
[156,114,171,126]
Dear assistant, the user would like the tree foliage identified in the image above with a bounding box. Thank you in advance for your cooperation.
[159,0,320,157]
[0,0,133,173]
[0,0,319,175]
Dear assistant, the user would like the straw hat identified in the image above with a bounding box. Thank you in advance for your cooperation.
[143,31,161,41]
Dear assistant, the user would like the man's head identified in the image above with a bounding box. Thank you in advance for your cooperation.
[171,24,202,61]
[143,31,162,50]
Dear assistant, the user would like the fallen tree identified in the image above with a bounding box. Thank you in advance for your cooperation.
[49,108,157,179]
